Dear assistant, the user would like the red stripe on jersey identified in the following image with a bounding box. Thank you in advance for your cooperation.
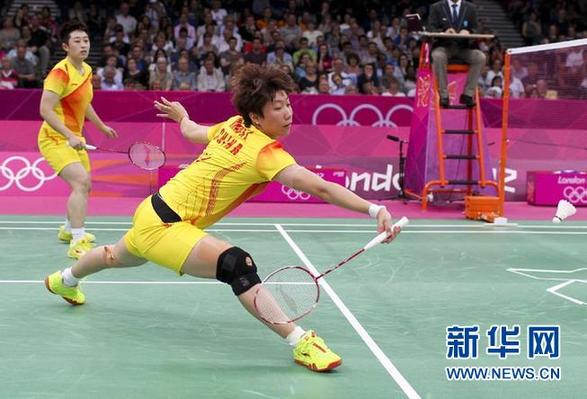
[205,162,245,216]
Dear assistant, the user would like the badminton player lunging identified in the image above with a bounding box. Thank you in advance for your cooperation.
[45,64,399,372]
[38,20,117,259]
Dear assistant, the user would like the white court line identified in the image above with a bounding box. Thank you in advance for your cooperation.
[507,268,587,306]
[0,220,586,229]
[507,267,587,282]
[0,280,313,286]
[0,280,221,285]
[274,224,421,399]
[0,220,135,224]
[1,226,587,235]
[269,230,587,235]
[547,280,586,305]
[0,227,276,232]
[490,225,587,229]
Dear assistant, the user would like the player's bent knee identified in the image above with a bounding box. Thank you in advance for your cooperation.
[216,247,261,296]
[82,177,92,193]
[103,245,119,267]
[72,177,91,193]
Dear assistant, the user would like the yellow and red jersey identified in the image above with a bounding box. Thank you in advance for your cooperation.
[38,57,93,142]
[159,115,297,228]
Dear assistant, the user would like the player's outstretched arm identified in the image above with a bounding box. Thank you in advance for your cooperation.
[154,96,209,144]
[274,165,399,241]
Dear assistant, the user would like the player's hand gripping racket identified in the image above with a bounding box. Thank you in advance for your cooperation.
[253,216,409,324]
[84,142,166,170]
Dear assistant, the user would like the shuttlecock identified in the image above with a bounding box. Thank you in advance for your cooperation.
[552,199,576,223]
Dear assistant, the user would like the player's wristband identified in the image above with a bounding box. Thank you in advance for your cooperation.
[368,204,385,218]
[179,116,189,126]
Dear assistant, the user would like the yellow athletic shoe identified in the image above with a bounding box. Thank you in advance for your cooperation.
[67,238,94,259]
[293,330,342,372]
[44,271,85,305]
[58,226,96,243]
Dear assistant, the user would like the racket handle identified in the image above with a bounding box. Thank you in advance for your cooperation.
[363,216,409,250]
[84,144,97,150]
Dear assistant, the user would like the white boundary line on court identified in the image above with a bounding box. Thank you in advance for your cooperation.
[547,280,585,305]
[0,220,586,229]
[0,280,221,285]
[507,267,587,306]
[507,267,587,281]
[274,224,421,399]
[1,226,586,235]
[0,280,316,286]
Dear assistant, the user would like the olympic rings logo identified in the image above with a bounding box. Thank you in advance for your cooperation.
[0,156,58,192]
[311,103,413,127]
[281,185,311,201]
[563,186,587,204]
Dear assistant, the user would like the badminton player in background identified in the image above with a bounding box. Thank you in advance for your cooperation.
[38,20,117,259]
[45,64,399,372]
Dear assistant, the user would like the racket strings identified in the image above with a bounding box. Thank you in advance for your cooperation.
[128,143,165,170]
[255,267,318,324]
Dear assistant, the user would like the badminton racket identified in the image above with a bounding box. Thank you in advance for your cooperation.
[253,216,409,324]
[84,142,166,170]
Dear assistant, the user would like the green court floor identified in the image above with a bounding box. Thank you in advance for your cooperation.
[0,216,585,398]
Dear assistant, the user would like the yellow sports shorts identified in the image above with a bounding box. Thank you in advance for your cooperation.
[38,130,90,174]
[124,196,208,274]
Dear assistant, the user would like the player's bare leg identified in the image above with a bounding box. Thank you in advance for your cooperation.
[181,238,343,370]
[70,238,148,277]
[59,162,93,258]
[45,238,147,305]
[60,162,91,230]
[180,235,296,338]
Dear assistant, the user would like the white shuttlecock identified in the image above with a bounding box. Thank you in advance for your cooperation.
[552,199,576,223]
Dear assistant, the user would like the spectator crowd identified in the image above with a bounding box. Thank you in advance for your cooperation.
[0,0,585,98]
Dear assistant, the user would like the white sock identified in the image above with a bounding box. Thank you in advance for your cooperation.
[286,326,306,346]
[64,218,71,233]
[62,267,79,287]
[71,227,85,242]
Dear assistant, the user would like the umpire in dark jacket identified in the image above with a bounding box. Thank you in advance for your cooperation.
[428,0,486,107]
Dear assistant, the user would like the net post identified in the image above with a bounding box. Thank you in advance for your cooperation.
[499,51,512,216]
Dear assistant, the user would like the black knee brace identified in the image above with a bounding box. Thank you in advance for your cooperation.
[216,247,261,296]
